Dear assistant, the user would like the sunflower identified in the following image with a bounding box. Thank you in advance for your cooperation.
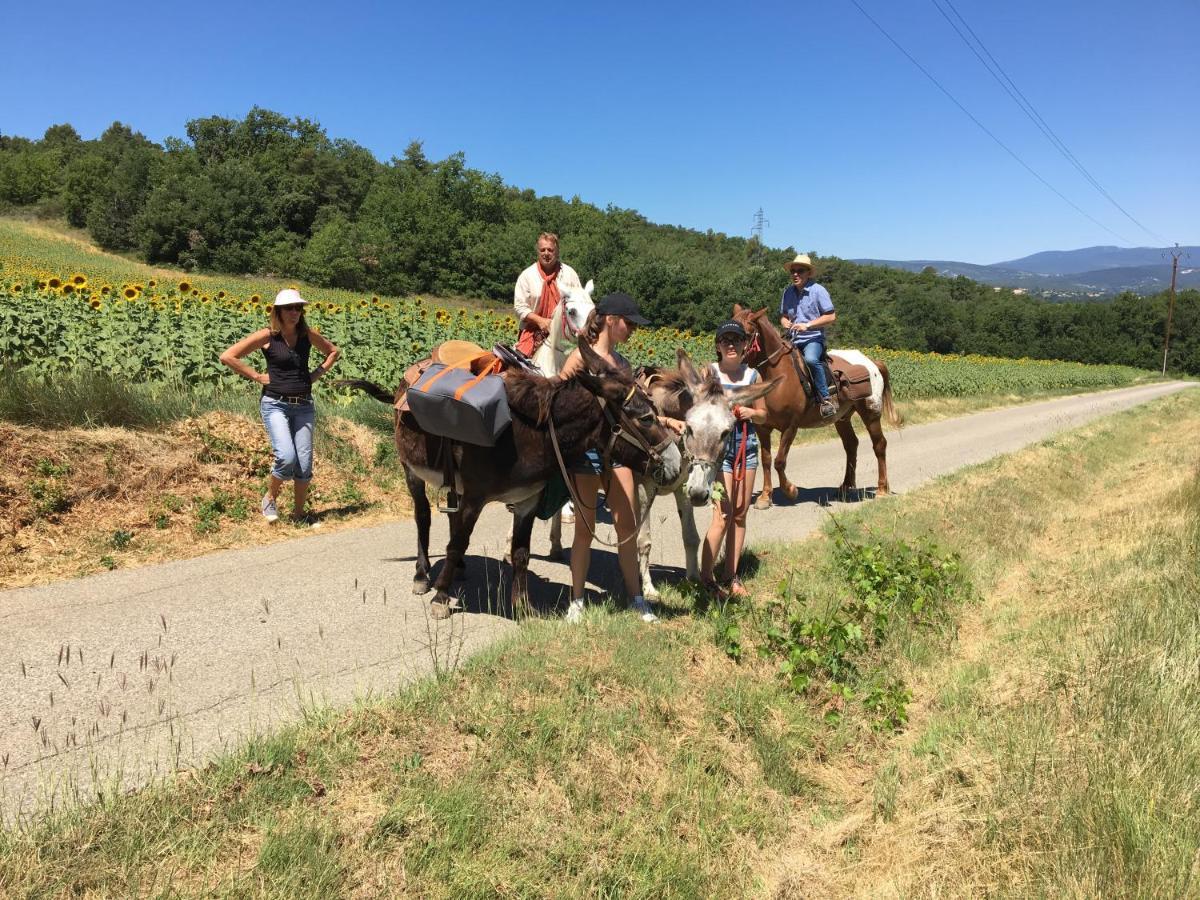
[148,279,157,288]
[123,287,138,299]
[71,273,87,286]
[249,294,261,304]
[200,295,212,304]
[61,284,75,295]
[371,295,380,305]
[177,280,192,293]
[36,280,46,290]
[435,309,451,324]
[89,298,102,310]
[217,290,226,299]
[356,299,368,309]
[100,285,111,294]
[10,282,22,292]
[382,302,393,311]
[47,277,62,289]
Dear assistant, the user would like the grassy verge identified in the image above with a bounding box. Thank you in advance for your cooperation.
[1,392,1196,897]
[0,369,406,588]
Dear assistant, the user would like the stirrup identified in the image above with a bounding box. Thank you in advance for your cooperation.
[436,487,459,513]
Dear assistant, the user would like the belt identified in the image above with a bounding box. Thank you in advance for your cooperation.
[263,390,312,405]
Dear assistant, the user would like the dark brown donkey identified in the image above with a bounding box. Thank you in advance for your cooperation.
[731,304,901,508]
[338,340,681,619]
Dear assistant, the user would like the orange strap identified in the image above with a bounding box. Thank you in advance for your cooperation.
[415,352,497,395]
[453,355,502,401]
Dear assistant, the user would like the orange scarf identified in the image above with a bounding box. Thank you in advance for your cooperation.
[516,264,561,355]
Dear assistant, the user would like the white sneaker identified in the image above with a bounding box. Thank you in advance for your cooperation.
[561,501,575,526]
[565,597,585,624]
[630,596,659,624]
[261,494,279,523]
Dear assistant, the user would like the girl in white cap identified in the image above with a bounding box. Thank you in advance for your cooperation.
[219,289,340,525]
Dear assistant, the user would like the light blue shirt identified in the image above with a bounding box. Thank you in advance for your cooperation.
[779,282,834,343]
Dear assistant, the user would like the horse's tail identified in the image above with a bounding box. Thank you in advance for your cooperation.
[332,379,397,405]
[877,360,903,428]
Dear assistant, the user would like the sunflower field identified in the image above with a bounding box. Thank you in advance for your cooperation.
[0,219,1158,401]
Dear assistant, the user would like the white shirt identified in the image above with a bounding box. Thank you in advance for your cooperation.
[513,262,583,324]
[711,362,760,389]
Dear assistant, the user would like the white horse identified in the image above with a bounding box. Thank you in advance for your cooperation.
[533,279,595,378]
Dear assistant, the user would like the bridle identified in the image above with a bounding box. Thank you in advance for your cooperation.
[548,381,674,549]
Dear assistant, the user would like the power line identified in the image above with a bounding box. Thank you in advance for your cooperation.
[846,0,1132,244]
[931,0,1168,243]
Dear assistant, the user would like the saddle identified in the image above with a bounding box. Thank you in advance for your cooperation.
[792,350,873,404]
[397,341,537,512]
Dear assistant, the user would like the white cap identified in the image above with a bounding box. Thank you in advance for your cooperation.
[273,288,307,307]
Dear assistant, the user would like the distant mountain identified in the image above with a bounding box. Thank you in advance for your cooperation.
[853,245,1200,299]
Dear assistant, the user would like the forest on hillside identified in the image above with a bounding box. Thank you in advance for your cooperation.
[1,109,1195,374]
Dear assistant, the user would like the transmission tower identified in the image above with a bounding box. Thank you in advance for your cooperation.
[751,208,770,265]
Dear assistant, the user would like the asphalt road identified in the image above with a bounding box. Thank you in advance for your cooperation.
[0,380,1192,822]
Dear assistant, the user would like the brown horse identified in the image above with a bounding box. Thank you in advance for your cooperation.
[339,339,681,619]
[731,304,901,507]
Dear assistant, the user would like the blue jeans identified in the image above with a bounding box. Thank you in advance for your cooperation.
[796,337,831,400]
[260,396,315,481]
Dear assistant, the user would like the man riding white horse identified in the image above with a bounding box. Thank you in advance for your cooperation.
[514,232,584,358]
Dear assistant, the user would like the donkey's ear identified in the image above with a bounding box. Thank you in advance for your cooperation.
[676,348,704,389]
[583,279,595,296]
[727,375,781,407]
[577,335,610,377]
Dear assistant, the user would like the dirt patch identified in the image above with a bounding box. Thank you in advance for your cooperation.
[0,414,410,590]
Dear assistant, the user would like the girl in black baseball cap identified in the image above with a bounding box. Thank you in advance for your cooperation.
[557,293,680,624]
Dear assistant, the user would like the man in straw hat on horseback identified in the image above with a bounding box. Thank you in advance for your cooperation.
[779,253,838,419]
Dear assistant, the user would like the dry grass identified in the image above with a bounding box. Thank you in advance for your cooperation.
[760,391,1200,898]
[0,412,409,589]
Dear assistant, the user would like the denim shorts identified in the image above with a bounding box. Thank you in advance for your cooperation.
[721,426,759,474]
[569,447,625,476]
[259,395,315,481]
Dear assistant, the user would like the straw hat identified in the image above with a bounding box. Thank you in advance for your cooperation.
[785,254,814,273]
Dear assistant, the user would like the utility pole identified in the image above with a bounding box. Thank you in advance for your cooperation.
[1162,244,1184,376]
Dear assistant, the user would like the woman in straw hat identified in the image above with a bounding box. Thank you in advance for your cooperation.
[779,254,838,419]
[219,288,341,525]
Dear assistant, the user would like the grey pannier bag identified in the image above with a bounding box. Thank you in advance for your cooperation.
[406,360,512,447]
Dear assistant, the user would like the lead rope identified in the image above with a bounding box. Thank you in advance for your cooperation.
[548,415,645,551]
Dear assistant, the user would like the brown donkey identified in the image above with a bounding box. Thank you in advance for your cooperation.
[338,339,681,619]
[731,304,901,507]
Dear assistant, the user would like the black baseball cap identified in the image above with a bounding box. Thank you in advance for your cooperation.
[595,292,650,325]
[715,320,747,341]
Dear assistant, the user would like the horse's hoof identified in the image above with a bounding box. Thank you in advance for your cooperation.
[754,495,772,510]
[644,586,660,602]
[429,596,458,620]
[413,577,431,595]
[783,487,799,503]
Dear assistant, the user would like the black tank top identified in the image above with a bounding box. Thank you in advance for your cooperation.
[262,331,312,397]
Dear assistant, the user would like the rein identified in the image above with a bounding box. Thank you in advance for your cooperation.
[547,383,672,550]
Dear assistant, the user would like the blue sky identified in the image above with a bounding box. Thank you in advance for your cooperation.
[3,0,1196,263]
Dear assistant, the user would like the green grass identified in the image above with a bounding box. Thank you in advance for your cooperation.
[2,390,1198,898]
